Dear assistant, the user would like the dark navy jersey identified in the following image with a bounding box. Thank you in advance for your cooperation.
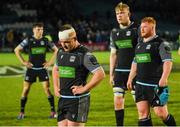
[56,45,100,96]
[19,36,55,67]
[110,22,139,71]
[134,35,172,85]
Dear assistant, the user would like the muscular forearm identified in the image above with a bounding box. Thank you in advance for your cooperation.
[48,47,58,65]
[14,46,25,64]
[128,63,137,81]
[84,67,105,91]
[110,53,117,76]
[161,61,172,80]
[52,66,60,90]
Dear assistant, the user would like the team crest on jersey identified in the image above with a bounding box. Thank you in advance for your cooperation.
[116,32,119,36]
[126,31,131,36]
[33,41,36,44]
[70,56,76,62]
[40,41,45,45]
[146,44,151,49]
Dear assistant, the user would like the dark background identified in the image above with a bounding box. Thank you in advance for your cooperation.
[0,0,179,51]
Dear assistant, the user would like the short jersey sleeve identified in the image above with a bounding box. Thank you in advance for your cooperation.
[159,41,172,62]
[110,30,117,50]
[19,39,28,48]
[47,41,56,49]
[83,52,101,73]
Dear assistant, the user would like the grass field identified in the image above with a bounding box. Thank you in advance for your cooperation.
[0,51,180,126]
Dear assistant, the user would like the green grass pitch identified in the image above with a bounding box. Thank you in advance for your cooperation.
[0,51,180,126]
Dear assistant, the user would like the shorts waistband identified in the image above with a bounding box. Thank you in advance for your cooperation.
[115,69,130,72]
[60,92,90,99]
[31,67,44,70]
[136,81,158,87]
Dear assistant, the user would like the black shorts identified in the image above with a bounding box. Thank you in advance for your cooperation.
[135,84,162,107]
[24,68,49,83]
[113,71,135,90]
[57,95,90,123]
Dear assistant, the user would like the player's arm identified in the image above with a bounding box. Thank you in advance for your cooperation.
[127,60,137,90]
[84,67,105,91]
[109,31,117,85]
[110,48,117,85]
[44,43,58,68]
[159,42,173,87]
[14,40,32,68]
[178,47,180,55]
[71,67,105,95]
[71,53,105,95]
[52,64,60,97]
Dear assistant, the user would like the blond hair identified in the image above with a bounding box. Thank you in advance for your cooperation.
[115,2,130,12]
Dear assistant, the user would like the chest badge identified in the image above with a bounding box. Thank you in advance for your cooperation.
[146,44,151,50]
[126,31,131,36]
[70,56,76,62]
[33,41,36,44]
[40,41,45,45]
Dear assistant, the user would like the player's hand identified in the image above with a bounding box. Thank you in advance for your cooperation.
[43,62,51,69]
[109,75,114,87]
[127,79,132,90]
[159,77,168,87]
[71,85,86,95]
[23,61,33,68]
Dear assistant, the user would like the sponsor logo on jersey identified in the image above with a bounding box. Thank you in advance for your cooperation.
[31,47,46,54]
[135,53,151,63]
[59,66,75,78]
[115,39,132,48]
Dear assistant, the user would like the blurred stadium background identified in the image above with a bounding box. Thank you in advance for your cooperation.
[0,0,180,126]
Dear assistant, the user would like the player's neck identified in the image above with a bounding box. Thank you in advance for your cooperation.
[143,34,157,43]
[33,35,42,40]
[120,20,131,29]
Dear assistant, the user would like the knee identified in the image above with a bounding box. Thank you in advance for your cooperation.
[113,87,125,109]
[114,96,124,109]
[138,108,149,119]
[154,109,167,120]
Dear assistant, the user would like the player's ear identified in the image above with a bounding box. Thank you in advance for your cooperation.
[128,12,131,17]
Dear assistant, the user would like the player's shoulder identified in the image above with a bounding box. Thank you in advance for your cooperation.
[77,45,89,53]
[129,21,139,30]
[42,36,50,42]
[153,36,164,44]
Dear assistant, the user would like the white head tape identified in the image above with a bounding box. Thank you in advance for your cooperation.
[58,28,76,41]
